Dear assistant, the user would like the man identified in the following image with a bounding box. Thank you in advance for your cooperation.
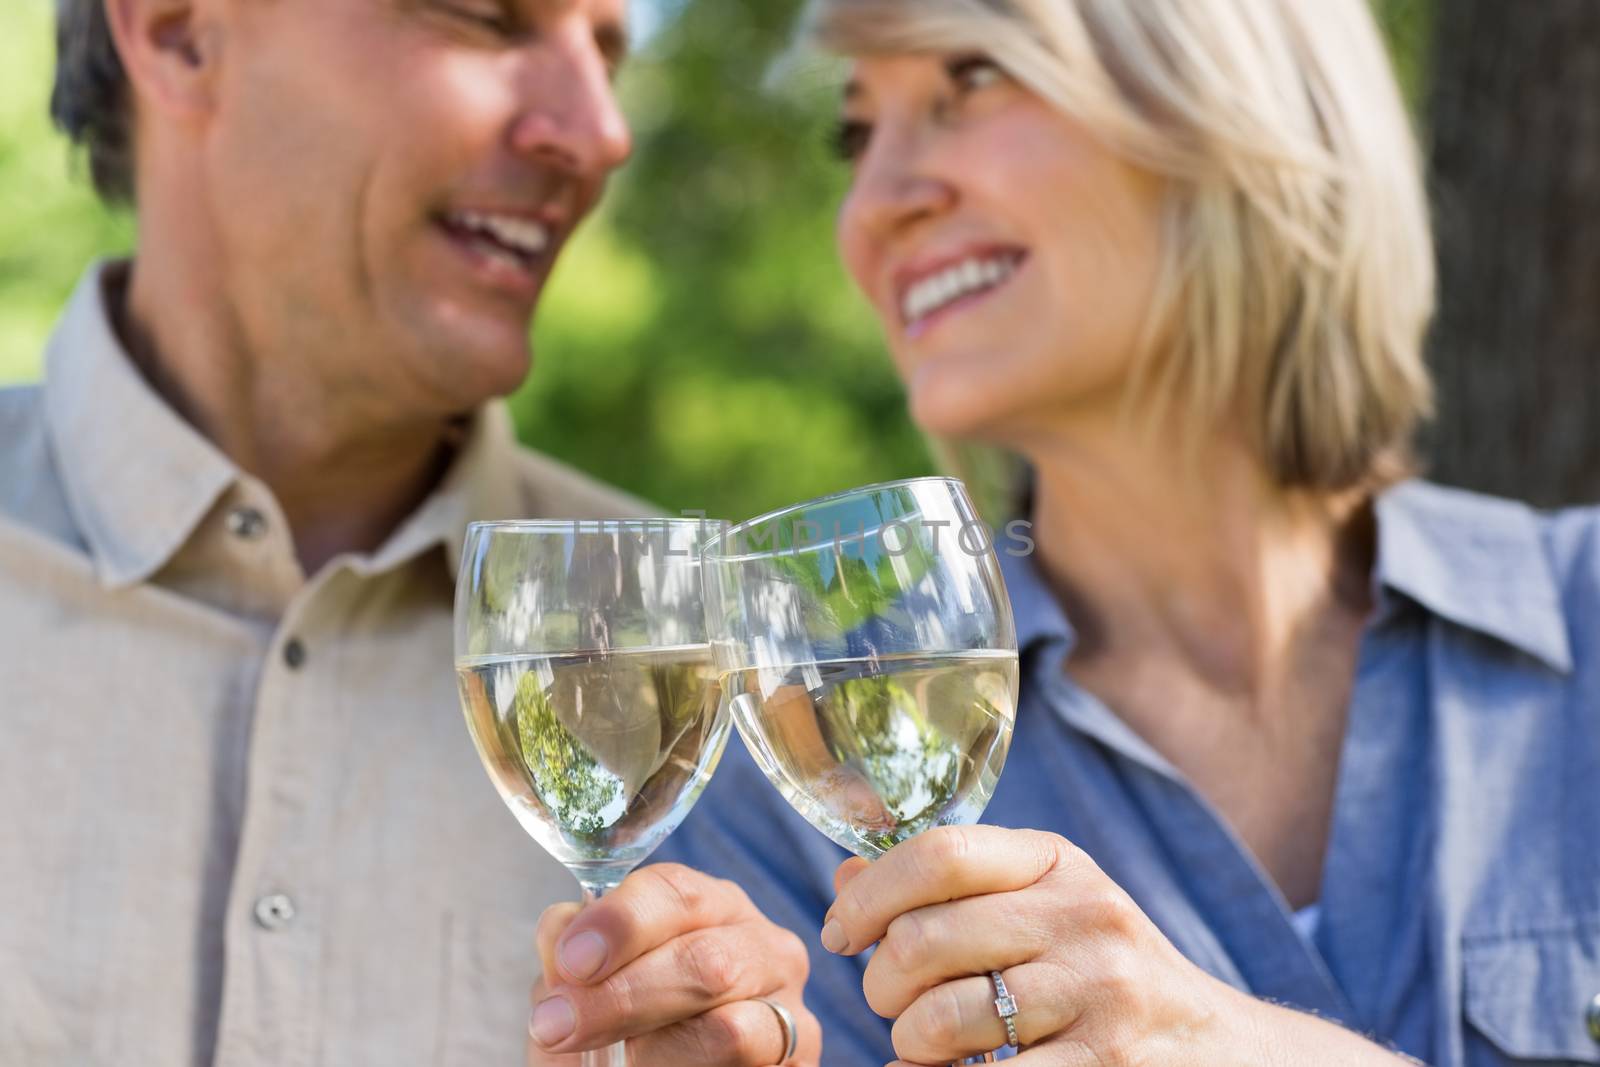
[0,1,816,1063]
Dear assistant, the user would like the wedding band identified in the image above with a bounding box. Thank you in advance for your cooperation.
[990,970,1020,1048]
[752,996,799,1062]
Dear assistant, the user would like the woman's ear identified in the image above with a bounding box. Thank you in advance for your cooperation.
[103,0,222,122]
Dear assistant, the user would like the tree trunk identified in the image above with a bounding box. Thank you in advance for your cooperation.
[1425,0,1600,507]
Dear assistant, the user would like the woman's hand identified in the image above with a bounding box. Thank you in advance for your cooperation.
[527,863,821,1066]
[822,825,1414,1066]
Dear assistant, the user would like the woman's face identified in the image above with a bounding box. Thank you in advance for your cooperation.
[836,52,1168,444]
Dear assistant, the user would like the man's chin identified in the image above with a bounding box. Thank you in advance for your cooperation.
[411,335,535,411]
[390,295,539,406]
[463,347,535,404]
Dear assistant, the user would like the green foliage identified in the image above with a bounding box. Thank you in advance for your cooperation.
[0,0,134,384]
[0,0,1433,520]
[821,673,960,854]
[777,538,936,637]
[514,670,624,841]
[1371,0,1437,111]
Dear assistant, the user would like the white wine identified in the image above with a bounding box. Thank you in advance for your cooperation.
[457,646,729,888]
[723,651,1018,858]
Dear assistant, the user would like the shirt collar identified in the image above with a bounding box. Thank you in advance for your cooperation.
[352,401,526,582]
[44,260,529,591]
[998,545,1077,655]
[44,263,238,589]
[998,543,1182,775]
[1373,480,1571,673]
[997,478,1573,675]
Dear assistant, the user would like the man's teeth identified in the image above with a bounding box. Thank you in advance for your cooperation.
[902,255,1020,326]
[454,211,551,259]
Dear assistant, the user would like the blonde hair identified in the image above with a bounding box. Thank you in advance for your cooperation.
[800,0,1436,494]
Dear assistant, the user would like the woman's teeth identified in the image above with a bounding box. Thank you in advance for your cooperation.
[902,254,1021,326]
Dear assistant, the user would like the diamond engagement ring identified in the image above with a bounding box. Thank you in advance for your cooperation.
[990,970,1020,1048]
[753,996,799,1062]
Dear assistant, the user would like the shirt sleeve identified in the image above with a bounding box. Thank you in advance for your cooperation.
[649,732,896,1066]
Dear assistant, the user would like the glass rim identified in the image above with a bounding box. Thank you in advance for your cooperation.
[703,476,968,559]
[465,517,723,534]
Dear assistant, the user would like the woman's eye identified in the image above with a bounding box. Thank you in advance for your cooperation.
[945,54,1007,93]
[831,119,873,163]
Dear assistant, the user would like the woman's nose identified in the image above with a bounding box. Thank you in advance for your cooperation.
[840,132,958,244]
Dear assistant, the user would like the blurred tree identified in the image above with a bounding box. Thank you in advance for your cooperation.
[1372,0,1436,109]
[1424,0,1600,506]
[518,0,931,521]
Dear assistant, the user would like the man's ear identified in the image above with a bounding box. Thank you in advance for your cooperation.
[103,0,222,121]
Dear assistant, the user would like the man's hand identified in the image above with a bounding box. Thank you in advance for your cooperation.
[527,863,820,1066]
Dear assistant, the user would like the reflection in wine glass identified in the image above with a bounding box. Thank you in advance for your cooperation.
[702,478,1018,1064]
[455,519,728,1067]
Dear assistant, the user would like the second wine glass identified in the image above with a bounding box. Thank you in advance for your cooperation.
[701,476,1018,858]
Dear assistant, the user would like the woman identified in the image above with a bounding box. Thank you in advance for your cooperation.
[657,0,1600,1063]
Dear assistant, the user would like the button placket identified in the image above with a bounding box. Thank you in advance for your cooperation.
[215,603,335,1066]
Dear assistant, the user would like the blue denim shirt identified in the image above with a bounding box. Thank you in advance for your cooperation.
[657,481,1600,1066]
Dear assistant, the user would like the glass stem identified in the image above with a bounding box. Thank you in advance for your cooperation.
[578,881,628,1067]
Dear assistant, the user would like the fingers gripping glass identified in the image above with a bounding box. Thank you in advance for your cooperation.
[455,519,731,1067]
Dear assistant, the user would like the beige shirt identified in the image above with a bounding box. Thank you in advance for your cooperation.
[0,265,652,1066]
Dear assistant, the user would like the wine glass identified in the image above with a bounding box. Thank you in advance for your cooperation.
[701,478,1018,1063]
[455,518,730,1067]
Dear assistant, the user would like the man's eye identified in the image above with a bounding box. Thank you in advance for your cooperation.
[944,54,1007,93]
[830,119,873,162]
[437,1,516,36]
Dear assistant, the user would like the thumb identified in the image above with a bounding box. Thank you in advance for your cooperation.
[525,979,586,1066]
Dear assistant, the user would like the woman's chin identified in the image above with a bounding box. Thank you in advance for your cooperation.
[906,372,1020,443]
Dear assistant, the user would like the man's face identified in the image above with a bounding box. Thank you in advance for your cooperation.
[198,0,632,414]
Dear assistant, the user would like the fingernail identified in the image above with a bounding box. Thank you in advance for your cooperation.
[559,930,609,981]
[820,919,848,954]
[530,996,576,1047]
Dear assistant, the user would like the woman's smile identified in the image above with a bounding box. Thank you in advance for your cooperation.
[893,245,1030,339]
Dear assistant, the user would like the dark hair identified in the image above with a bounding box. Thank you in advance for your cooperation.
[51,0,135,203]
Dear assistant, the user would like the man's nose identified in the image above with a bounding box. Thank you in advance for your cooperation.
[507,27,633,177]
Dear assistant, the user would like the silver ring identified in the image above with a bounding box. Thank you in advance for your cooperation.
[752,996,799,1063]
[990,970,1020,1048]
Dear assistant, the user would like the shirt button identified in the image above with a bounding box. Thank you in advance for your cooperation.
[253,893,297,931]
[283,638,307,670]
[1587,993,1600,1043]
[226,506,268,540]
